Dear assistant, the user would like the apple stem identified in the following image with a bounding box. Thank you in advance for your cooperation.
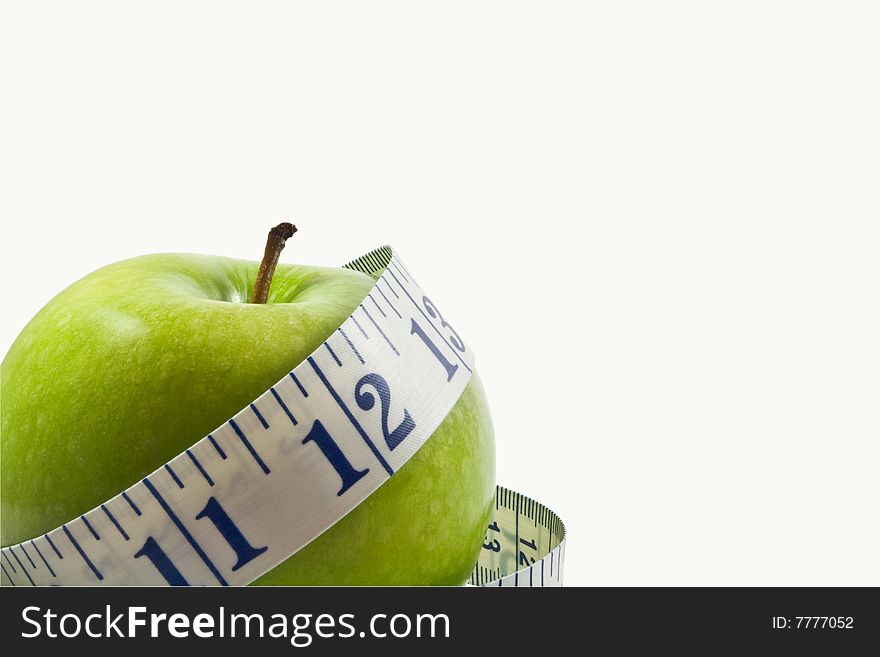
[249,222,298,304]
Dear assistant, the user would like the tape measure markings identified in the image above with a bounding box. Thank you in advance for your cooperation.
[471,487,566,587]
[359,303,398,355]
[185,451,214,487]
[307,355,395,476]
[379,288,403,319]
[79,515,100,540]
[11,549,35,586]
[43,532,63,557]
[382,285,404,315]
[1,247,566,588]
[101,504,130,540]
[347,314,369,340]
[388,260,410,284]
[19,543,36,569]
[322,342,340,366]
[383,267,472,374]
[29,540,56,578]
[250,404,270,429]
[367,293,386,318]
[162,464,183,489]
[141,477,224,585]
[8,548,24,573]
[336,327,364,364]
[288,373,308,398]
[61,524,101,580]
[380,279,401,304]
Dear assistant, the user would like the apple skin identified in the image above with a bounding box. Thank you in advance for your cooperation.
[0,253,495,585]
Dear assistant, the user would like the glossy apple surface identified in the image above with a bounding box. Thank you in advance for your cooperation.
[0,254,495,584]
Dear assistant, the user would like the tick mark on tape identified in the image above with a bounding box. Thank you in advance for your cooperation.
[1,563,14,585]
[2,550,17,572]
[62,525,103,581]
[164,463,185,489]
[9,548,34,585]
[81,515,101,540]
[270,387,298,426]
[382,276,400,299]
[122,491,143,516]
[229,418,271,475]
[19,543,36,568]
[290,372,308,397]
[390,260,409,283]
[250,403,269,429]
[350,314,369,339]
[337,327,365,364]
[44,533,63,558]
[360,304,399,355]
[186,449,215,486]
[368,294,387,318]
[376,284,401,318]
[324,341,342,366]
[101,504,130,540]
[30,540,56,577]
[207,435,227,460]
[391,259,413,284]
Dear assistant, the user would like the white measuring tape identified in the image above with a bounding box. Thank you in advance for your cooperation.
[0,247,565,588]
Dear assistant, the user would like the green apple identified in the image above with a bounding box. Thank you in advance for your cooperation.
[0,234,495,585]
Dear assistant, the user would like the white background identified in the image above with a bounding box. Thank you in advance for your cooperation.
[2,2,878,586]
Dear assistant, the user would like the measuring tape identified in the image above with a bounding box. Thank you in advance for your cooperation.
[0,247,565,588]
[471,487,566,587]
